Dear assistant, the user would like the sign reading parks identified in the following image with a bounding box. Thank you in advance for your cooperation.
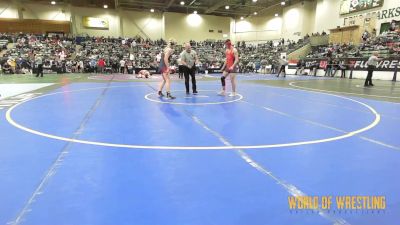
[340,0,384,15]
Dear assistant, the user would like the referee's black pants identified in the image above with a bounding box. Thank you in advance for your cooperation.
[184,66,197,93]
[36,64,43,77]
[364,65,375,86]
[178,65,185,79]
[277,65,286,77]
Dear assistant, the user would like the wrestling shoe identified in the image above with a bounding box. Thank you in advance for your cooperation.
[166,92,176,99]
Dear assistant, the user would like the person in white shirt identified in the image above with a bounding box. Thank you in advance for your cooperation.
[119,59,126,74]
[364,52,381,87]
[59,50,66,61]
[79,60,84,73]
[276,56,288,77]
[180,43,200,94]
[156,53,161,63]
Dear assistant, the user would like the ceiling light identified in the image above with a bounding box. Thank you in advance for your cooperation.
[254,12,258,15]
[252,0,257,2]
[180,1,185,5]
[281,1,286,5]
[275,13,279,17]
[240,16,244,20]
[103,4,108,8]
[150,8,155,12]
[193,10,197,14]
[51,1,56,5]
[225,5,230,10]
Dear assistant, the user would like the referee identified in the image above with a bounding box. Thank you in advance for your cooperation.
[35,54,43,77]
[364,52,380,87]
[181,42,199,94]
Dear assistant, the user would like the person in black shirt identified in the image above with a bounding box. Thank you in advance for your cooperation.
[339,60,346,78]
[295,59,305,75]
[389,20,397,32]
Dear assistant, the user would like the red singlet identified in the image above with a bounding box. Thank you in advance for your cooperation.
[225,48,236,72]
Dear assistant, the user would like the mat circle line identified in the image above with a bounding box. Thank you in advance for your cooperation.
[5,85,381,150]
[144,90,243,105]
[289,81,400,99]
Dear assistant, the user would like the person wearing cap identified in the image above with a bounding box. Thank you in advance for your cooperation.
[180,42,199,95]
[157,38,176,99]
[219,39,239,97]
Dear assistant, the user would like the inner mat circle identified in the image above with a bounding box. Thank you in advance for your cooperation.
[144,90,243,105]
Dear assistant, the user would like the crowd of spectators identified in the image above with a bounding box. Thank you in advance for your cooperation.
[3,28,400,76]
[294,28,400,77]
[0,32,310,75]
[306,30,400,60]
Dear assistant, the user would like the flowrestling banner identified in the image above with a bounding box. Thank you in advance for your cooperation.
[291,58,400,71]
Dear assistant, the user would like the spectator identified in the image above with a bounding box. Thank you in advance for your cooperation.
[324,58,333,77]
[98,58,106,73]
[89,58,97,73]
[119,59,125,73]
[295,59,305,75]
[35,55,43,77]
[339,60,346,78]
[362,30,369,42]
[389,20,397,32]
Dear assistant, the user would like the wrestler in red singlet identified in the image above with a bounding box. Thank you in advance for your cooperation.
[225,47,236,72]
[219,39,239,97]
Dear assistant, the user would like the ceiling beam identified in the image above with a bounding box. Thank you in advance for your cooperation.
[229,3,270,10]
[119,1,209,10]
[165,0,175,8]
[214,10,249,16]
[188,0,196,6]
[204,0,229,14]
[119,0,166,7]
[254,0,287,16]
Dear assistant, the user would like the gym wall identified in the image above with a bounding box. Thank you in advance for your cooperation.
[232,15,283,42]
[164,12,231,44]
[121,10,164,41]
[232,0,400,42]
[0,2,230,42]
[21,3,71,21]
[0,1,18,19]
[231,1,316,42]
[314,0,400,33]
[1,0,400,42]
[72,6,121,37]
